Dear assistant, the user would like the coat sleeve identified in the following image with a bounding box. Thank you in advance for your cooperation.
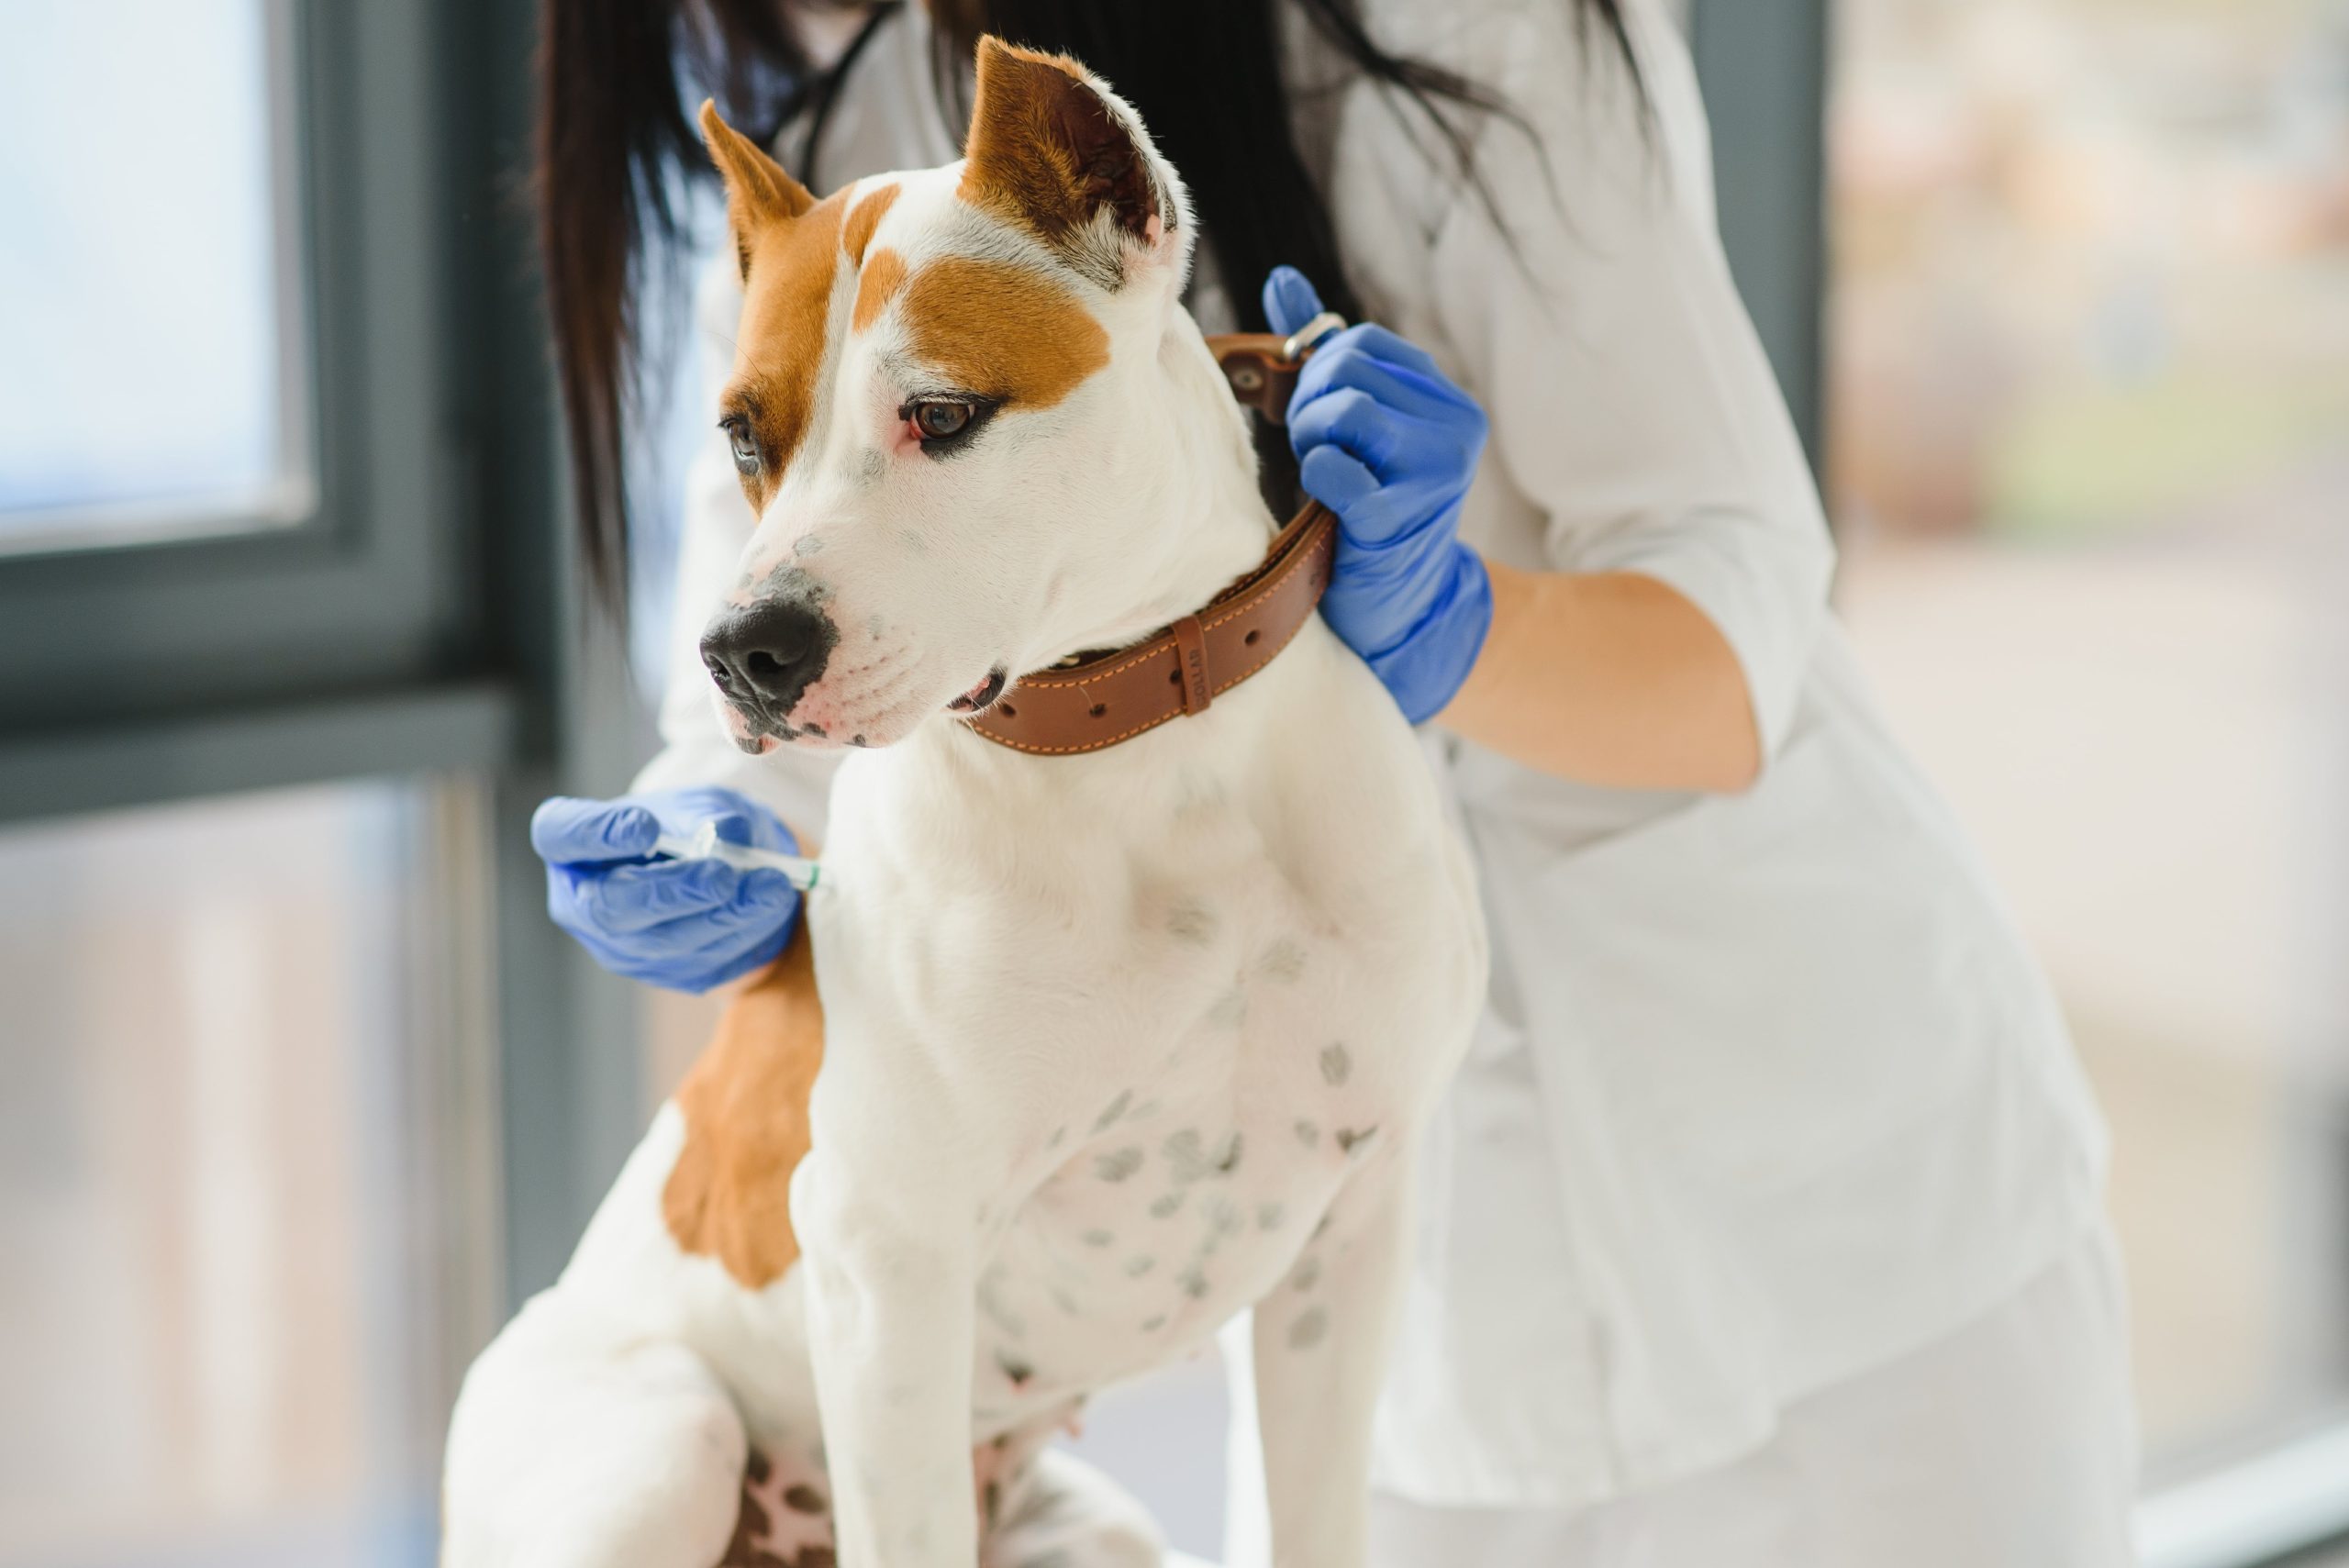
[629,250,844,839]
[1333,0,1835,762]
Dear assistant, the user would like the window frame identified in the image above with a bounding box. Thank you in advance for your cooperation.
[0,0,650,1350]
[0,1,475,735]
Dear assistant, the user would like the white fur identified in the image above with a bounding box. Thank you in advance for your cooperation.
[446,73,1485,1568]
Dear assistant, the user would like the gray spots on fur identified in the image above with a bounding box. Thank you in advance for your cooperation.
[1335,1126,1379,1155]
[792,532,825,557]
[1094,1146,1143,1183]
[1150,1191,1186,1219]
[1092,1090,1132,1133]
[865,612,887,640]
[1141,1314,1167,1332]
[1292,1255,1322,1292]
[1319,1042,1352,1085]
[1165,900,1217,946]
[1164,1129,1243,1184]
[1047,1125,1068,1150]
[996,1348,1035,1386]
[1179,1265,1210,1300]
[1206,987,1248,1029]
[1124,1255,1156,1277]
[1209,1198,1244,1238]
[751,561,834,605]
[1256,1201,1286,1231]
[1288,1306,1330,1351]
[856,446,887,485]
[1081,1229,1115,1249]
[1257,939,1308,982]
[1295,1119,1320,1149]
[1052,1286,1079,1316]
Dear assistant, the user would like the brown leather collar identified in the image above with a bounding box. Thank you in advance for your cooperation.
[964,334,1336,757]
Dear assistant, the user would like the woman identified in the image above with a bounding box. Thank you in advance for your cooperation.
[529,2,2137,1562]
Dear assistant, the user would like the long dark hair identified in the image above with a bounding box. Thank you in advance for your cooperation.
[538,0,1638,595]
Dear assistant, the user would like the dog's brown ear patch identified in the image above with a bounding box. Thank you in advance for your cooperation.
[960,37,1163,285]
[662,926,826,1290]
[699,98,818,280]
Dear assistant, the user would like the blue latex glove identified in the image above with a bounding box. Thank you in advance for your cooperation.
[531,786,801,993]
[1264,266,1495,725]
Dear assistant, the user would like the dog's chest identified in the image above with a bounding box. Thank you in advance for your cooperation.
[967,951,1398,1430]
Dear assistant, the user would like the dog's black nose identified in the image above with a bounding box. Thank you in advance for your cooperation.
[700,598,837,716]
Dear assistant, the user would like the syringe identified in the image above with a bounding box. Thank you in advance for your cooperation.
[652,822,823,891]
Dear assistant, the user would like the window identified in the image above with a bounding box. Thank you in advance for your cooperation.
[0,2,613,1559]
[0,0,311,555]
[1830,0,2349,1487]
[0,1,502,738]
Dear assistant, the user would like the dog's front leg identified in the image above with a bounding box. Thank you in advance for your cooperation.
[796,1141,981,1566]
[1251,1137,1416,1568]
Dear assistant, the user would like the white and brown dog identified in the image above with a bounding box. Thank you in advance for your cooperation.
[443,39,1484,1568]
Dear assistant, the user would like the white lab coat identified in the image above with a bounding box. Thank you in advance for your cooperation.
[635,0,2117,1535]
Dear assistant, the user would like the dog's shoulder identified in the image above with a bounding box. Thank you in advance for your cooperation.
[662,924,825,1289]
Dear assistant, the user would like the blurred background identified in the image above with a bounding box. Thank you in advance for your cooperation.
[2,0,2344,1564]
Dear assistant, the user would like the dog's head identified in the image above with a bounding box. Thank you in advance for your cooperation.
[695,38,1213,753]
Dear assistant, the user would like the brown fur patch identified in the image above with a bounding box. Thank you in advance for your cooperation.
[699,100,816,281]
[900,255,1108,407]
[959,37,1159,282]
[852,246,907,334]
[724,191,850,504]
[841,181,901,267]
[662,925,825,1290]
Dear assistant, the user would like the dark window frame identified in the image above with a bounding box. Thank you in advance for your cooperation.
[0,3,484,735]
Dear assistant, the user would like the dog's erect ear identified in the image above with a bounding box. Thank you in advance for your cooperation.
[698,99,817,280]
[960,37,1186,289]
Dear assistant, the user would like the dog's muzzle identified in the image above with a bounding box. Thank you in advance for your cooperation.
[700,598,837,732]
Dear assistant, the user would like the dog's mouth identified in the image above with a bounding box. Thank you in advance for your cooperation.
[947,666,1009,715]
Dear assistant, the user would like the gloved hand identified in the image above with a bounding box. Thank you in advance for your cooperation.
[531,785,801,993]
[1264,266,1494,725]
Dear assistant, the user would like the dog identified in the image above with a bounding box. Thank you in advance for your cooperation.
[442,38,1485,1568]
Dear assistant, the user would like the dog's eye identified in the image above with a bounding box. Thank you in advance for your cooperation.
[900,396,997,456]
[720,415,760,477]
[911,401,974,440]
